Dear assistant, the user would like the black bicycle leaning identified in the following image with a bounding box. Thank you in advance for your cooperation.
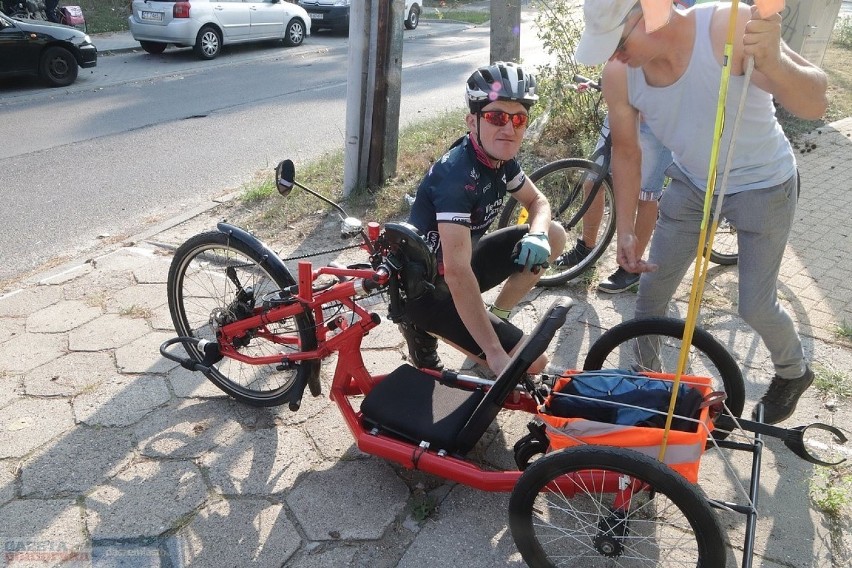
[498,75,741,287]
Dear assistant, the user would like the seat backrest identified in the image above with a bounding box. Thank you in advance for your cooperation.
[454,299,573,454]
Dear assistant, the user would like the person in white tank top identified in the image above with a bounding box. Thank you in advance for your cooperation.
[575,0,827,425]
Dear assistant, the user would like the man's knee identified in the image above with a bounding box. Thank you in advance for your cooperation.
[738,300,781,330]
[546,220,567,261]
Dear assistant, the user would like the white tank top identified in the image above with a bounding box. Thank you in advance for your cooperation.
[627,3,796,193]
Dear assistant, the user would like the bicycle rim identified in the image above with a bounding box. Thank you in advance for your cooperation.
[499,159,615,287]
[510,446,726,567]
[168,232,316,406]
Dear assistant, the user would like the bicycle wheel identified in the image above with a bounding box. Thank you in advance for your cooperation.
[168,231,318,406]
[708,217,738,265]
[509,446,726,567]
[497,159,615,287]
[709,170,801,266]
[583,317,745,433]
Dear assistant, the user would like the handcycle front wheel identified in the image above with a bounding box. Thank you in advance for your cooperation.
[583,317,745,440]
[497,158,615,287]
[509,446,726,567]
[167,231,318,407]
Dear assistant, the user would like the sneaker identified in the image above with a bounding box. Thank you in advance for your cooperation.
[555,238,594,268]
[752,367,814,424]
[597,267,640,294]
[398,322,443,371]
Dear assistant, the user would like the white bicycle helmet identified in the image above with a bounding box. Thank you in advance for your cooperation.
[465,61,539,113]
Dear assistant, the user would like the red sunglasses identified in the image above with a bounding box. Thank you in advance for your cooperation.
[480,110,529,129]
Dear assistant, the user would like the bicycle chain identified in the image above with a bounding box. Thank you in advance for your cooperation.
[279,242,363,262]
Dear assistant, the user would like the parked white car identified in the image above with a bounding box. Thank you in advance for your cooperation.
[128,0,311,60]
[297,0,420,33]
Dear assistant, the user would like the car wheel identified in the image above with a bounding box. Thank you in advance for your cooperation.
[194,25,221,60]
[284,18,305,47]
[139,41,167,54]
[40,46,78,87]
[405,5,419,30]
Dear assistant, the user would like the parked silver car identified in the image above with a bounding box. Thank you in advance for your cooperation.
[128,0,311,60]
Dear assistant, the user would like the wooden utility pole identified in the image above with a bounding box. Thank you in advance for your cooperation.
[490,0,521,63]
[343,0,405,196]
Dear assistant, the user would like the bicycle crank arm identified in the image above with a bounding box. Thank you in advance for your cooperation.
[714,414,848,466]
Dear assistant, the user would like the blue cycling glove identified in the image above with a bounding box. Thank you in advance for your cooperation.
[514,232,550,272]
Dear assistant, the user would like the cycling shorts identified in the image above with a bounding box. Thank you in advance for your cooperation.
[403,225,528,359]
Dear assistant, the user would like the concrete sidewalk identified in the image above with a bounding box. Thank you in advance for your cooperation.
[0,116,850,566]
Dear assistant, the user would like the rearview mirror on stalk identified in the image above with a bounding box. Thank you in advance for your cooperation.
[274,158,363,238]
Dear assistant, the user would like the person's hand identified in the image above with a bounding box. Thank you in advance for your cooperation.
[514,232,550,272]
[744,5,783,75]
[485,349,512,376]
[616,231,658,274]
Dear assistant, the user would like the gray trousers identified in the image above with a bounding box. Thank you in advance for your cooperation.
[636,166,806,379]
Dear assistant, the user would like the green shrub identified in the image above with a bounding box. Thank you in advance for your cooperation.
[833,15,852,49]
[529,0,606,161]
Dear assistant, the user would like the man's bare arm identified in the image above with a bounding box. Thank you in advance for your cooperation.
[438,222,511,374]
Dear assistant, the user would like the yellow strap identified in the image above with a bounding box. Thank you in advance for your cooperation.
[658,0,742,462]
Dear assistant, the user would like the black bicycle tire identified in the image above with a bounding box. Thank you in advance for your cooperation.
[708,217,738,265]
[167,231,317,407]
[509,446,726,567]
[582,317,745,432]
[497,158,616,287]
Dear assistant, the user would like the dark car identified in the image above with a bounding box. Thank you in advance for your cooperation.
[298,0,419,33]
[0,11,97,87]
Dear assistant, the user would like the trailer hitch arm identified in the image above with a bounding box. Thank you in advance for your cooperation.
[715,414,848,467]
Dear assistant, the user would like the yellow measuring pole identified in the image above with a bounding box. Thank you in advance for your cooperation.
[657,0,743,462]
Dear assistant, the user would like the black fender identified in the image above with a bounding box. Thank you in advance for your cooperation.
[217,222,297,287]
[216,222,322,398]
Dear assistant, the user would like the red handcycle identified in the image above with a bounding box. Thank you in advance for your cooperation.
[160,159,847,567]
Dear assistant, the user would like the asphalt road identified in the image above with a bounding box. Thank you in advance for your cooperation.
[0,18,548,284]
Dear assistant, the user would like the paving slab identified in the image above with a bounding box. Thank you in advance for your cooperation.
[72,375,171,427]
[0,397,75,459]
[286,460,409,541]
[23,351,117,397]
[84,460,208,540]
[20,427,136,498]
[169,497,301,567]
[0,331,66,374]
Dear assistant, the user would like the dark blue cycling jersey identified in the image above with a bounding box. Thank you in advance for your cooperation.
[407,135,527,265]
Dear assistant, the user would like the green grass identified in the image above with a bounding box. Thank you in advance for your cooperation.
[77,0,130,35]
[240,178,276,205]
[813,365,852,399]
[429,9,491,25]
[836,320,852,340]
[811,465,852,519]
[239,109,468,230]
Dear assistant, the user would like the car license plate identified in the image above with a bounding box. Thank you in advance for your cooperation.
[308,12,322,19]
[141,11,163,22]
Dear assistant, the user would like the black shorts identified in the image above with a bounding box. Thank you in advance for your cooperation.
[403,225,529,359]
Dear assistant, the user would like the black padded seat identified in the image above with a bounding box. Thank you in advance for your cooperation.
[360,365,485,452]
[360,299,573,455]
